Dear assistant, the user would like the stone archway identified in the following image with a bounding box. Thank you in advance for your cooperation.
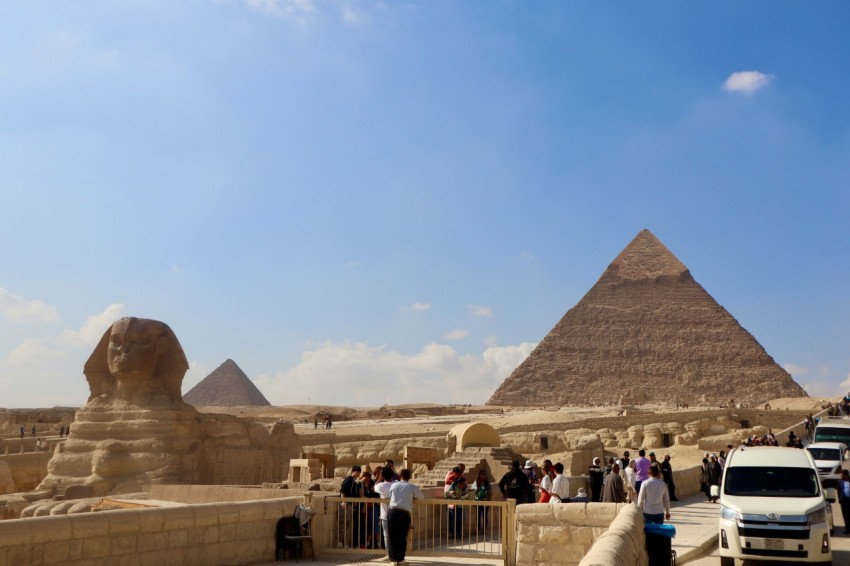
[448,422,500,451]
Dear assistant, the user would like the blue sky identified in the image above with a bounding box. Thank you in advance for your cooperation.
[1,1,848,408]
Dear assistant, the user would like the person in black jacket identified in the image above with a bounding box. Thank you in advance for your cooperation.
[499,460,531,503]
[588,457,604,502]
[660,455,678,501]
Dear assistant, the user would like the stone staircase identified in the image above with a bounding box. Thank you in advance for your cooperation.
[413,445,521,488]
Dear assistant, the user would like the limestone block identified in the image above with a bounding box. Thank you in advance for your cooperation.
[203,525,219,544]
[38,540,68,564]
[112,534,138,555]
[82,536,111,558]
[191,504,219,527]
[675,432,698,446]
[31,515,72,543]
[139,508,167,532]
[516,541,535,564]
[535,542,587,564]
[138,531,169,553]
[70,511,110,538]
[0,518,32,547]
[584,503,620,527]
[168,528,189,548]
[219,522,237,542]
[110,510,142,536]
[237,501,264,522]
[213,502,241,525]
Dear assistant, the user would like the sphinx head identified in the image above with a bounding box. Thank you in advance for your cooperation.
[84,318,189,405]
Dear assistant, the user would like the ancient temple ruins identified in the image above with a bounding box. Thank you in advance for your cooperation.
[487,229,807,407]
[183,358,271,407]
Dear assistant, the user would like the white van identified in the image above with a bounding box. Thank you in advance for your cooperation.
[806,442,848,486]
[718,446,832,565]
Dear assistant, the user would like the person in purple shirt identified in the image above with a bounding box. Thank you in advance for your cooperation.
[633,449,652,496]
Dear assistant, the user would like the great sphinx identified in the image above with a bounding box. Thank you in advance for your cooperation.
[38,317,204,496]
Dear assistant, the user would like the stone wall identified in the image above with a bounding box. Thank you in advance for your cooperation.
[515,502,632,565]
[578,504,647,566]
[0,452,53,493]
[150,484,304,504]
[0,496,303,565]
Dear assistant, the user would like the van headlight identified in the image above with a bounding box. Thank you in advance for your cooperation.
[807,508,828,525]
[720,505,741,522]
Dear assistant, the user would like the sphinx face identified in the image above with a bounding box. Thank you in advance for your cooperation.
[107,318,160,390]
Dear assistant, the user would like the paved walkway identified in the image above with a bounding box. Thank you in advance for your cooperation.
[669,492,722,564]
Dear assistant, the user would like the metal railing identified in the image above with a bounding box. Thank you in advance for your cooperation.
[321,496,515,562]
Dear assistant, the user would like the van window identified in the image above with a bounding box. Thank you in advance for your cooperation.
[815,427,850,445]
[724,467,819,497]
[807,447,841,461]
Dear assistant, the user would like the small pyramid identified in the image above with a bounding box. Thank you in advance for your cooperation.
[183,359,272,407]
[487,229,807,407]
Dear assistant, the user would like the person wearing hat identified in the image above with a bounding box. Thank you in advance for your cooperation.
[572,487,590,502]
[522,460,538,503]
[588,457,604,502]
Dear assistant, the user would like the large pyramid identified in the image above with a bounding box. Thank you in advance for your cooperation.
[183,359,272,407]
[487,229,807,407]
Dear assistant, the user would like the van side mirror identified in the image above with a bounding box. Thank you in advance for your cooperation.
[825,487,838,503]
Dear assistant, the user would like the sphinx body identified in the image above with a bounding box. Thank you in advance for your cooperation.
[38,318,203,496]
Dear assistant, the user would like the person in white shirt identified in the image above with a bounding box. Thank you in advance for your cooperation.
[637,464,671,524]
[550,462,570,503]
[387,469,424,565]
[375,467,397,550]
[539,460,554,502]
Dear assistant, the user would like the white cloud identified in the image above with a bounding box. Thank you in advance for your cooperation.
[783,363,810,377]
[345,260,361,268]
[442,329,468,341]
[839,374,850,391]
[0,288,59,323]
[521,250,537,261]
[408,302,432,312]
[244,0,316,23]
[467,304,493,317]
[341,3,367,25]
[256,340,537,406]
[722,71,773,96]
[60,304,126,347]
[182,360,210,392]
[802,380,842,398]
[483,335,498,347]
[7,338,68,367]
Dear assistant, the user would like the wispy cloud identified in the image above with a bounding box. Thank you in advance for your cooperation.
[60,304,126,347]
[722,71,773,96]
[7,338,68,367]
[442,329,468,341]
[783,363,810,377]
[408,302,432,312]
[256,340,537,405]
[467,304,493,317]
[340,2,367,25]
[244,0,316,23]
[345,260,361,268]
[0,288,59,323]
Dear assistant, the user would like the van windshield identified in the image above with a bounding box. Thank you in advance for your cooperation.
[815,427,850,445]
[724,467,819,497]
[807,447,840,461]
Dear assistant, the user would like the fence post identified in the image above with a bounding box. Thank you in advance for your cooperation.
[504,498,517,566]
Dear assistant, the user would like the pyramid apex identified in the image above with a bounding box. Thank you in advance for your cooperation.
[607,229,688,281]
